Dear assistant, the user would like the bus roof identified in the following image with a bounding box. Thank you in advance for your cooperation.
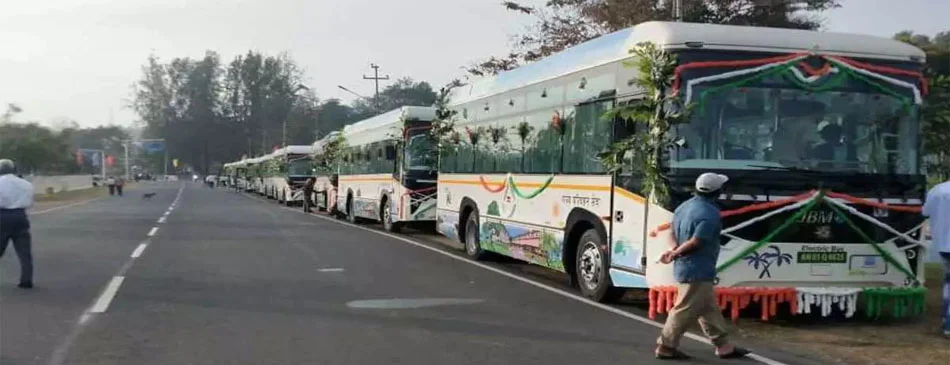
[272,145,314,156]
[341,106,437,147]
[451,21,926,105]
[311,131,341,154]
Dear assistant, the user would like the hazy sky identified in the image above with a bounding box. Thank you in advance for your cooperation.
[1,0,948,128]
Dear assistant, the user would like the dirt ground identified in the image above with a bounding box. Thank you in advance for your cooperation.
[732,263,949,365]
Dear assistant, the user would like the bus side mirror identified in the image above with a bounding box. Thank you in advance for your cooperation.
[385,145,397,161]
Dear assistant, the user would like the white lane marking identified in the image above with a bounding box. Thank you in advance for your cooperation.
[158,216,166,224]
[347,298,483,309]
[89,276,125,313]
[318,268,345,272]
[77,313,92,325]
[301,209,789,365]
[147,227,158,237]
[32,197,101,215]
[131,243,148,258]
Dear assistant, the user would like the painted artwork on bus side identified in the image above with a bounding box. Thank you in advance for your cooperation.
[478,220,566,271]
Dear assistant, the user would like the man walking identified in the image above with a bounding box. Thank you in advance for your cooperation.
[0,159,34,289]
[303,177,316,213]
[655,172,749,360]
[922,178,950,338]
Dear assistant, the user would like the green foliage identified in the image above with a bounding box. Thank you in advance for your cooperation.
[430,80,463,149]
[349,78,438,120]
[472,0,840,76]
[488,126,508,145]
[923,75,950,179]
[131,50,436,174]
[600,42,691,204]
[320,134,347,171]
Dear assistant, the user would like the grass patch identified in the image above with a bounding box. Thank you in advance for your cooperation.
[734,262,948,365]
[34,186,108,203]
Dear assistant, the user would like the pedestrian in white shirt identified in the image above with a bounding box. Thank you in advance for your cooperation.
[922,179,950,337]
[0,159,34,289]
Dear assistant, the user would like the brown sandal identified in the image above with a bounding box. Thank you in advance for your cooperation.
[655,348,692,360]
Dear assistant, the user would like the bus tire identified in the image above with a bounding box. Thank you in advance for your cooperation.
[347,196,361,224]
[575,228,623,302]
[463,210,486,260]
[382,198,401,233]
[317,192,327,212]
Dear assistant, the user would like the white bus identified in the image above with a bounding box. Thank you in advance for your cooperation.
[261,145,315,205]
[335,106,439,232]
[310,131,341,213]
[244,156,265,194]
[436,21,929,303]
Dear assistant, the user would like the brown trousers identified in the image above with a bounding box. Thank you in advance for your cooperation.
[657,281,732,349]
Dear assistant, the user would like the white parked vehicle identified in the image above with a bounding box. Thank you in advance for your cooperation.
[335,106,439,232]
[435,21,929,302]
[261,146,315,205]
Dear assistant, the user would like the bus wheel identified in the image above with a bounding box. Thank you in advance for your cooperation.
[347,198,359,224]
[575,228,623,302]
[463,211,486,260]
[382,199,401,233]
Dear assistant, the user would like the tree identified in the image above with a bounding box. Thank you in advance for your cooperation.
[894,30,950,76]
[0,122,74,174]
[922,75,950,179]
[893,30,950,179]
[350,77,438,119]
[471,0,840,76]
[131,51,312,174]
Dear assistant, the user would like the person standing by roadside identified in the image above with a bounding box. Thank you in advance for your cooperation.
[302,177,316,213]
[106,176,116,196]
[0,159,34,289]
[116,176,125,196]
[922,178,950,338]
[655,172,749,360]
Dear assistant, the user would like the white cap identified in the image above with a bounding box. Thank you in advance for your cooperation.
[695,173,729,193]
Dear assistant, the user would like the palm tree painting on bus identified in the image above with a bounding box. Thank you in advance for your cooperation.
[743,245,794,279]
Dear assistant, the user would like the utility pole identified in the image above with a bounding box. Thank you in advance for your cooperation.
[673,0,683,21]
[362,63,389,113]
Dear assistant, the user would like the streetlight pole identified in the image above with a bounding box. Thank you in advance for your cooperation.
[362,63,389,113]
[337,85,370,100]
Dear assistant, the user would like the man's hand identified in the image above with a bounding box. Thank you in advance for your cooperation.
[659,250,676,264]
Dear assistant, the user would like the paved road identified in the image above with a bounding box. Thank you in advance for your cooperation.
[1,182,822,365]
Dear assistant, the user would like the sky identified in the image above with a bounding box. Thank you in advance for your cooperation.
[1,0,948,128]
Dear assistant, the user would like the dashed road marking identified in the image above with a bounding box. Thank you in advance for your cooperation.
[89,276,125,313]
[131,243,148,258]
[147,227,158,237]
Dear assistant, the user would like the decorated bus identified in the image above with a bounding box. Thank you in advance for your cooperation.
[435,21,929,318]
[309,131,342,213]
[244,156,265,194]
[335,106,439,232]
[260,145,315,205]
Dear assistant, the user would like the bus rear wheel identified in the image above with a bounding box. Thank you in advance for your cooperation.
[575,228,623,302]
[382,199,401,233]
[463,211,486,260]
[347,198,360,224]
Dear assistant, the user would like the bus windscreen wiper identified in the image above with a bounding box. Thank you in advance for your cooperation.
[747,165,822,174]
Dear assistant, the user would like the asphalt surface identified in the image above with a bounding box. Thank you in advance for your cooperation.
[1,181,823,365]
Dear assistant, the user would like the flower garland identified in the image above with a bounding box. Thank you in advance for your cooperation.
[796,287,861,318]
[672,53,929,103]
[648,286,925,321]
[508,175,555,199]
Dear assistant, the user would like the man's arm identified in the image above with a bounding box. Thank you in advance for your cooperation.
[672,219,717,258]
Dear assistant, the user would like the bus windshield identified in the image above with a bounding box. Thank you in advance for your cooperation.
[287,159,313,177]
[404,131,436,171]
[672,68,920,175]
